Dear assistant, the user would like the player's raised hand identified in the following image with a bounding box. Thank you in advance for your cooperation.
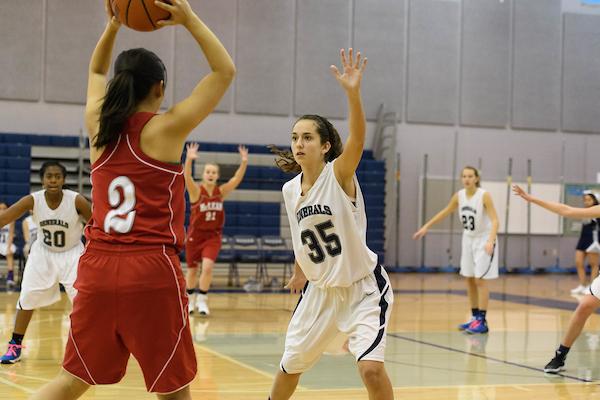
[105,0,121,27]
[330,48,367,93]
[238,145,249,162]
[413,226,428,240]
[155,0,195,27]
[512,185,532,202]
[186,142,199,160]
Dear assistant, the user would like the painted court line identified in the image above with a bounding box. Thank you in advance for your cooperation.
[194,342,308,390]
[389,333,592,383]
[0,376,35,394]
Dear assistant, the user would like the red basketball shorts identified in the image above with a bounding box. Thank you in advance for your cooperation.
[185,233,222,267]
[63,242,197,394]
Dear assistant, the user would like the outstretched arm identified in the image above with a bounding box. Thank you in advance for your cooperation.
[413,193,459,239]
[0,196,34,228]
[220,145,248,198]
[184,143,201,203]
[513,185,600,219]
[331,48,368,196]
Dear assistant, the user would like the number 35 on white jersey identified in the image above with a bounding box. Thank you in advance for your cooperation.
[283,161,378,288]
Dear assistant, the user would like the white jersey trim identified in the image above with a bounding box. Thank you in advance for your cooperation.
[148,246,187,392]
[126,135,183,176]
[91,135,122,173]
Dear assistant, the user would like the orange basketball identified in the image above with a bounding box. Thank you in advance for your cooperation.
[110,0,171,32]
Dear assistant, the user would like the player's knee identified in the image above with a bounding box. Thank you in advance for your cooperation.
[57,370,90,397]
[201,262,214,273]
[358,361,385,386]
[577,297,598,316]
[157,387,192,400]
[473,278,486,287]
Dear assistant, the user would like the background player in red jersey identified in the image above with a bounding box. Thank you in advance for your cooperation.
[184,142,248,316]
[29,0,235,399]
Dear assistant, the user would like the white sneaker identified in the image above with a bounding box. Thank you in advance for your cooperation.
[188,293,196,315]
[571,285,586,294]
[196,294,210,316]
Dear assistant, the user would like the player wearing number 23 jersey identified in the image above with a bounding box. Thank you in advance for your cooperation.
[414,166,499,335]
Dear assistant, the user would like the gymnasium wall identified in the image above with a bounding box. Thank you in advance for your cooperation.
[2,0,600,268]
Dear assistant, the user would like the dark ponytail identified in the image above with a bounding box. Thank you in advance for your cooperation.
[94,48,166,149]
[270,114,343,174]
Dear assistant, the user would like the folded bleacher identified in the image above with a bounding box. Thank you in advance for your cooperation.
[0,132,386,285]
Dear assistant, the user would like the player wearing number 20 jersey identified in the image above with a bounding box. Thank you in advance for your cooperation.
[0,161,91,365]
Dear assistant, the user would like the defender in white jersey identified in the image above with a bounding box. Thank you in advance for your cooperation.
[0,202,16,288]
[513,185,600,373]
[414,167,499,334]
[268,49,394,400]
[0,161,91,364]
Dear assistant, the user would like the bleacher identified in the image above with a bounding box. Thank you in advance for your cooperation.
[0,132,386,286]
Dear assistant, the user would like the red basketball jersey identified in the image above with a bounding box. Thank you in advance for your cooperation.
[188,185,224,236]
[86,112,185,251]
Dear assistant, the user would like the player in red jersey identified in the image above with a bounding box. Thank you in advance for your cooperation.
[29,1,235,399]
[184,142,248,316]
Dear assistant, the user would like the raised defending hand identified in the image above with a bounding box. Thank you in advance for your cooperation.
[155,0,196,27]
[186,142,199,161]
[238,145,249,162]
[330,48,367,93]
[512,185,532,202]
[413,226,428,240]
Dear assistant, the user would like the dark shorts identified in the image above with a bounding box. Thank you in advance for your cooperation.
[577,232,594,252]
[63,242,196,393]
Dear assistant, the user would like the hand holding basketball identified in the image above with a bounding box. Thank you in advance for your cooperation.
[330,48,367,93]
[186,142,199,161]
[155,0,196,28]
[104,0,120,27]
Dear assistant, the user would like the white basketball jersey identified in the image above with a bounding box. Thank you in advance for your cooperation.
[458,188,491,237]
[31,190,83,252]
[24,215,38,243]
[283,160,378,288]
[0,225,10,245]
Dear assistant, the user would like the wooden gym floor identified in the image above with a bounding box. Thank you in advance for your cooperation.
[1,272,599,399]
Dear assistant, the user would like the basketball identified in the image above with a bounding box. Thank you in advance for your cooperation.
[110,0,171,32]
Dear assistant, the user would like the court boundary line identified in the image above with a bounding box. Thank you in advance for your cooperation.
[389,333,593,383]
[193,343,307,390]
